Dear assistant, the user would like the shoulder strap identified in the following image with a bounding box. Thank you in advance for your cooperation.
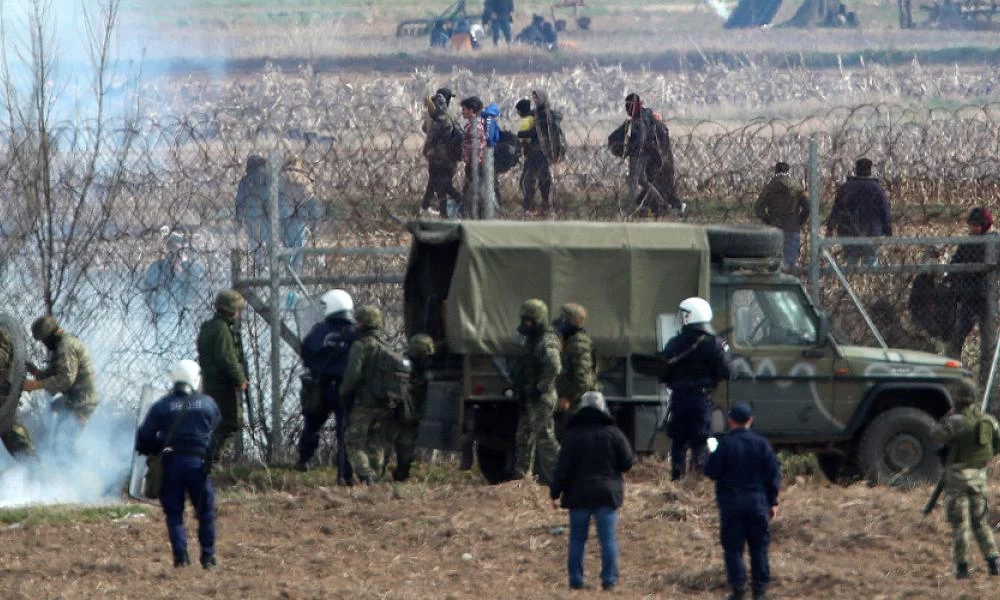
[161,397,191,451]
[668,334,708,366]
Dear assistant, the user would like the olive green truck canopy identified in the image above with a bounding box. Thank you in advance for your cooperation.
[405,220,711,356]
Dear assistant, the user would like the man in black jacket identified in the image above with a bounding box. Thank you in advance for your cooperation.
[947,207,998,359]
[483,0,513,45]
[550,391,634,591]
[704,402,781,600]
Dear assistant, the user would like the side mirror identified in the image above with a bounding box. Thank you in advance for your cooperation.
[816,311,831,346]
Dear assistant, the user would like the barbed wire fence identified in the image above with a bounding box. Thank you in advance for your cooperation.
[4,97,1000,464]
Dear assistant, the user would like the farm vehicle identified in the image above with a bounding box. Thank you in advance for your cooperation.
[404,220,971,486]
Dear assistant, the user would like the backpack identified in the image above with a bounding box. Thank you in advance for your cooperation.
[651,115,672,158]
[481,103,502,148]
[364,341,412,411]
[538,109,566,163]
[493,130,521,174]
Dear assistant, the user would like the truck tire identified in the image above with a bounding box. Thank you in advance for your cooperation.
[0,312,27,435]
[705,225,783,260]
[857,407,941,487]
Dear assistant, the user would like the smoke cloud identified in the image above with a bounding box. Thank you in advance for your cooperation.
[0,400,136,507]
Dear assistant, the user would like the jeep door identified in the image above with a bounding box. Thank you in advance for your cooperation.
[726,286,841,438]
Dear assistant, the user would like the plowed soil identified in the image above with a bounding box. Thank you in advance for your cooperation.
[2,458,998,599]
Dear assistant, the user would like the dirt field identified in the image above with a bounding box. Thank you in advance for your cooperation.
[2,458,998,599]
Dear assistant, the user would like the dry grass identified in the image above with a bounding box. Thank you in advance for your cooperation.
[2,457,998,598]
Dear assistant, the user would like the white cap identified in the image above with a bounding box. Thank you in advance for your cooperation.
[171,359,202,391]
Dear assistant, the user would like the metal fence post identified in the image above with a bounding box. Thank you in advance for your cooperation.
[267,151,283,461]
[808,138,820,305]
[483,146,495,219]
[982,238,999,398]
[470,114,480,220]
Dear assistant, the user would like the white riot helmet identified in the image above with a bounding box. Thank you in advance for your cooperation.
[171,359,202,393]
[678,297,713,332]
[320,289,354,319]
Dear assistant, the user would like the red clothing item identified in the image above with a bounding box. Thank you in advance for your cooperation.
[462,117,485,165]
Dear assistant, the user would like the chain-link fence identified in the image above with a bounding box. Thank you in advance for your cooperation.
[6,89,1000,462]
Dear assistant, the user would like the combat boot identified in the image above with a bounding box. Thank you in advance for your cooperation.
[173,550,191,568]
[751,587,767,600]
[956,562,970,579]
[360,475,374,486]
[392,465,411,482]
[724,587,745,600]
[294,459,310,472]
[987,557,999,576]
[200,553,216,570]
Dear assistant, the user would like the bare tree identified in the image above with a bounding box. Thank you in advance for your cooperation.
[0,0,140,318]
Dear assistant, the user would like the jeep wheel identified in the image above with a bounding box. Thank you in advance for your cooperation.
[705,224,783,259]
[858,407,941,487]
[476,445,511,484]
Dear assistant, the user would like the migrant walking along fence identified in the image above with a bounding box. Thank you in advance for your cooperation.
[5,83,1000,464]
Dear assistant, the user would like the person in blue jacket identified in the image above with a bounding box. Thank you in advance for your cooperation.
[295,289,358,484]
[136,359,221,569]
[704,402,781,600]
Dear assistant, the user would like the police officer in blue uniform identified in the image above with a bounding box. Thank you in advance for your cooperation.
[295,289,358,484]
[661,296,731,480]
[136,359,221,569]
[704,402,781,600]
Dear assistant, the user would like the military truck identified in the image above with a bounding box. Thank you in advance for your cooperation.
[404,220,971,485]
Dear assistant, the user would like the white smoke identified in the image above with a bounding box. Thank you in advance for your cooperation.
[705,0,731,19]
[0,399,137,507]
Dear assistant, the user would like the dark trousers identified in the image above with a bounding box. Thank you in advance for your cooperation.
[206,384,241,461]
[491,16,512,45]
[421,163,461,213]
[298,386,353,483]
[520,149,552,212]
[666,395,711,478]
[949,296,987,358]
[720,509,771,592]
[161,454,215,558]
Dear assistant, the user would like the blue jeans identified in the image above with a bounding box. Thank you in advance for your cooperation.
[161,454,215,558]
[568,507,619,588]
[720,509,770,592]
[782,231,800,270]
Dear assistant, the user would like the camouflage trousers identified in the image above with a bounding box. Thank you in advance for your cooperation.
[346,405,390,480]
[383,418,419,481]
[514,393,560,482]
[944,468,999,564]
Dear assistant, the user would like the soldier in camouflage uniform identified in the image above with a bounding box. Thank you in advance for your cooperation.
[931,379,1000,579]
[24,316,98,423]
[512,299,562,482]
[385,334,435,482]
[340,305,392,485]
[0,328,33,457]
[553,303,598,440]
[197,290,248,463]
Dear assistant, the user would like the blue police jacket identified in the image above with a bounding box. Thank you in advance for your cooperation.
[135,389,221,458]
[661,325,731,396]
[704,428,781,513]
[301,314,357,383]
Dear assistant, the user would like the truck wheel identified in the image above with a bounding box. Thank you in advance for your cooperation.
[0,312,27,435]
[858,407,941,487]
[476,444,513,485]
[705,224,783,260]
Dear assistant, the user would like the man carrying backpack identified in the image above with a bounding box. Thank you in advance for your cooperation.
[931,379,1000,580]
[340,305,405,485]
[517,90,562,216]
[420,94,463,218]
[621,93,685,219]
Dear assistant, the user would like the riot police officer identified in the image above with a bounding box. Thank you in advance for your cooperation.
[661,297,731,480]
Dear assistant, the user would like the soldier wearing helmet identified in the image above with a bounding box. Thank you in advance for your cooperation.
[197,289,248,463]
[295,289,358,483]
[23,315,99,423]
[136,359,221,569]
[946,206,997,359]
[931,378,1000,579]
[553,303,598,438]
[660,297,731,481]
[511,298,562,482]
[340,304,391,485]
[385,334,436,482]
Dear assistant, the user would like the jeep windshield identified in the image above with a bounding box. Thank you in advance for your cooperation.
[732,287,818,347]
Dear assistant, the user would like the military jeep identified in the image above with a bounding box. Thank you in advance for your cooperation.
[404,220,970,485]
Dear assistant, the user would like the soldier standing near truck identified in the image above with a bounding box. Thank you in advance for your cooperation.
[661,297,731,481]
[512,299,562,482]
[930,380,1000,580]
[554,302,597,440]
